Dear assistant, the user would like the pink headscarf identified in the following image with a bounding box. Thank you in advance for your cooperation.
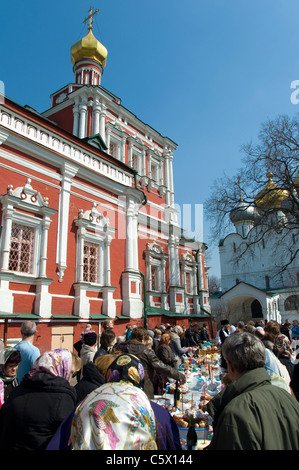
[29,349,73,382]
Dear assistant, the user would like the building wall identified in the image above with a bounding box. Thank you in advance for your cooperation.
[0,67,211,350]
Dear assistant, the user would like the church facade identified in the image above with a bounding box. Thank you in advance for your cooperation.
[0,13,211,351]
[210,172,299,325]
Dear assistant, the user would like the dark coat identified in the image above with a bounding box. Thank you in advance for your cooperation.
[200,328,210,343]
[115,340,184,398]
[74,361,105,404]
[183,328,196,347]
[157,344,177,368]
[0,372,77,450]
[205,368,299,450]
[93,346,110,362]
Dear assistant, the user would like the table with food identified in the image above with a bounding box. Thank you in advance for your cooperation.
[152,346,222,450]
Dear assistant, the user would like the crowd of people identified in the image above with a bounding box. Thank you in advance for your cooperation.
[0,317,298,450]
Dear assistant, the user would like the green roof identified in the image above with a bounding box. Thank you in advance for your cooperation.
[145,306,210,318]
[82,133,108,151]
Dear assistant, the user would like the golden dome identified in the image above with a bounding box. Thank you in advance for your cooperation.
[71,29,108,68]
[254,172,289,209]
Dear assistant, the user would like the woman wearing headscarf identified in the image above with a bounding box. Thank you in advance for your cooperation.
[0,348,81,450]
[46,353,181,451]
[70,353,158,450]
[0,347,21,407]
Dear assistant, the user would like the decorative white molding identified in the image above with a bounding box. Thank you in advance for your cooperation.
[0,107,133,187]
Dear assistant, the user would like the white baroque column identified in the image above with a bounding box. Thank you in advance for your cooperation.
[128,138,133,167]
[100,103,107,143]
[106,127,111,153]
[39,215,51,278]
[72,104,80,137]
[164,151,171,206]
[78,100,88,139]
[56,163,78,282]
[122,195,143,318]
[0,201,13,272]
[92,100,101,135]
[104,235,112,286]
[169,153,175,207]
[121,136,126,163]
[102,234,116,317]
[125,196,139,272]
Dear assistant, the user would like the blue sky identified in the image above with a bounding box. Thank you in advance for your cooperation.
[1,0,299,278]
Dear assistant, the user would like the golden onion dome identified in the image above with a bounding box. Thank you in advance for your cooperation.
[254,172,289,209]
[71,29,108,68]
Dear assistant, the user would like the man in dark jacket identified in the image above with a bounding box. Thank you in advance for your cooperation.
[199,323,210,343]
[115,326,186,399]
[205,332,299,450]
[183,327,197,347]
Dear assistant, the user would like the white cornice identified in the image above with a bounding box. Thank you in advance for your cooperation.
[0,106,134,191]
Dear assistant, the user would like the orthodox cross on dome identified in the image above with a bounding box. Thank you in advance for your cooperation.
[83,6,99,32]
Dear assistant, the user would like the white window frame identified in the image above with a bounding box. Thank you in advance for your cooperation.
[0,179,55,281]
[74,204,114,287]
[144,242,167,293]
[180,252,197,296]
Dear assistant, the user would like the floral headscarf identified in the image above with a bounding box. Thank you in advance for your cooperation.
[106,354,145,388]
[29,349,73,382]
[70,354,157,450]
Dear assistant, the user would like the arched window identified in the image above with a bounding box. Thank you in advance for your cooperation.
[285,295,299,311]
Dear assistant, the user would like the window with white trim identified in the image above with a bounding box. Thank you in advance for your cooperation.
[181,252,197,296]
[0,179,56,280]
[144,242,167,293]
[75,203,114,286]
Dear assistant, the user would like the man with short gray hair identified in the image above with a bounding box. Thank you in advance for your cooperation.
[205,332,299,450]
[14,321,40,384]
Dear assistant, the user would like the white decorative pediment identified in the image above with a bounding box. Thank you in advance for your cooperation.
[181,252,195,263]
[6,178,49,208]
[146,242,163,254]
[77,202,109,229]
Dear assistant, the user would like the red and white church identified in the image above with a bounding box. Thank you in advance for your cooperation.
[0,11,212,352]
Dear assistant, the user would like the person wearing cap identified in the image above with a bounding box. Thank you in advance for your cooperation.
[80,332,98,374]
